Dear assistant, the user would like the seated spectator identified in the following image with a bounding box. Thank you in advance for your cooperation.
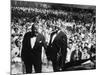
[82,47,90,60]
[70,46,82,62]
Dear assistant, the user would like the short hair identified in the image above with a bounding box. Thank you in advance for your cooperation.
[31,25,36,31]
[84,46,88,50]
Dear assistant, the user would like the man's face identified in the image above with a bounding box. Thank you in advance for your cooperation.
[74,36,78,40]
[76,46,78,50]
[68,43,72,49]
[84,43,88,47]
[84,48,88,53]
[31,26,38,35]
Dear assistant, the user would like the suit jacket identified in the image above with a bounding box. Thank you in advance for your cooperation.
[21,32,46,64]
[52,31,67,50]
[70,50,82,62]
[47,30,67,60]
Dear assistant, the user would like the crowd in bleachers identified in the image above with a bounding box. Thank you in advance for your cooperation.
[11,7,96,63]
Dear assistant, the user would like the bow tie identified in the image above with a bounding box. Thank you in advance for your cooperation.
[31,34,37,37]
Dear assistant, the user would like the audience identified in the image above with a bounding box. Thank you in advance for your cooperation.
[11,6,96,64]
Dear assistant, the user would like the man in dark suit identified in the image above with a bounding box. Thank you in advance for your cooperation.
[46,27,67,72]
[21,25,46,73]
[70,48,82,62]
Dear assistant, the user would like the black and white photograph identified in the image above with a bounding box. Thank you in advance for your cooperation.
[11,0,96,74]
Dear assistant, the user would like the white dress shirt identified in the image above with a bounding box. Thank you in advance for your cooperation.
[51,30,60,43]
[30,37,37,49]
[51,34,57,43]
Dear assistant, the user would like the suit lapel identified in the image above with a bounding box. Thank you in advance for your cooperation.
[34,33,42,46]
[51,30,61,43]
[30,35,37,49]
[30,37,37,49]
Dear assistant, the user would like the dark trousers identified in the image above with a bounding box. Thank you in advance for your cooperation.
[49,45,67,72]
[24,61,42,73]
[51,55,59,72]
[22,53,42,74]
[51,51,66,72]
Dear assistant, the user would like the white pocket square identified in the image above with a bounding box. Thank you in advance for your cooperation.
[39,41,42,43]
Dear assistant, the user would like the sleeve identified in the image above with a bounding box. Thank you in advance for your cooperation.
[70,51,75,62]
[21,33,29,56]
[42,35,47,50]
[22,33,27,49]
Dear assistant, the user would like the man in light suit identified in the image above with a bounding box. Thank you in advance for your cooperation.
[21,25,46,73]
